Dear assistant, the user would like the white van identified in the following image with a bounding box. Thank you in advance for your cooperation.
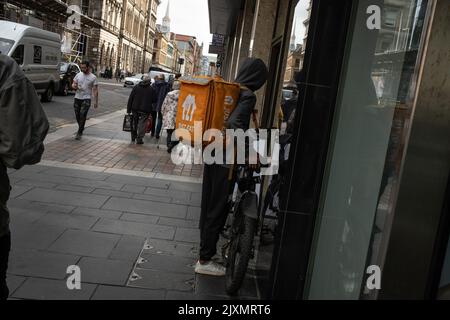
[0,20,61,102]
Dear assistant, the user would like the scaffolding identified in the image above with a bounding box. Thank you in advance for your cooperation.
[1,0,95,64]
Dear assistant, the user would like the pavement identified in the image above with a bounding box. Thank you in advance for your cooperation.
[4,80,260,300]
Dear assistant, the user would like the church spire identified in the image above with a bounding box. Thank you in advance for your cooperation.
[165,0,170,20]
[290,17,297,51]
[162,0,171,34]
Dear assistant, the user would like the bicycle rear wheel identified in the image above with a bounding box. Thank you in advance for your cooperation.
[225,215,257,295]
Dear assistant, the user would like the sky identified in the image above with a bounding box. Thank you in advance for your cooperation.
[156,0,212,56]
[291,0,310,47]
[156,0,310,56]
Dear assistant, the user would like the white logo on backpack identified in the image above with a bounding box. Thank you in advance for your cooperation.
[182,95,197,121]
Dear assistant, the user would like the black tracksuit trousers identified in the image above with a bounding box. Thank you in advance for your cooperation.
[199,164,235,261]
[0,163,11,300]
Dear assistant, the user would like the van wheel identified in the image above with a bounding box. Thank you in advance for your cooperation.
[41,85,54,102]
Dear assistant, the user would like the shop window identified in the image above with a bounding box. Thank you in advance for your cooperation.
[306,0,430,300]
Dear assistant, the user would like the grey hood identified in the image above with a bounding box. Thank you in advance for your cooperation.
[234,58,268,92]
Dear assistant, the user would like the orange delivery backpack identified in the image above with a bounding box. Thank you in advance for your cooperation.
[175,75,241,146]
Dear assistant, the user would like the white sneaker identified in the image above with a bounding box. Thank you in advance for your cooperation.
[195,260,226,276]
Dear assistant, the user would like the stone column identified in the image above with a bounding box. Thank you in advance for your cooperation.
[237,0,257,76]
[250,0,277,117]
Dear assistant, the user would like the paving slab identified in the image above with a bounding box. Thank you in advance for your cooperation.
[137,253,195,275]
[109,235,146,261]
[169,182,203,193]
[129,269,195,292]
[55,185,96,193]
[8,248,79,279]
[195,274,258,299]
[9,185,34,199]
[120,213,159,224]
[91,285,165,300]
[77,257,135,286]
[91,188,134,199]
[35,213,99,230]
[39,167,111,181]
[6,275,27,296]
[175,227,201,244]
[10,223,66,250]
[92,218,175,240]
[18,188,109,209]
[12,278,96,300]
[143,239,198,258]
[9,208,47,225]
[102,197,187,219]
[186,206,201,221]
[14,179,58,189]
[158,217,199,229]
[132,193,173,204]
[8,199,75,214]
[121,184,146,194]
[105,175,170,189]
[48,229,121,258]
[72,207,123,219]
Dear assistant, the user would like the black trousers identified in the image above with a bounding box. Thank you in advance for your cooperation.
[131,112,149,141]
[0,163,10,238]
[199,164,235,261]
[74,98,91,135]
[0,163,10,300]
[166,129,179,150]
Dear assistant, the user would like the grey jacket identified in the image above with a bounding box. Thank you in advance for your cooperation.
[0,54,49,169]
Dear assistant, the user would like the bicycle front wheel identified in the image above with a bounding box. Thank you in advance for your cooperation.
[225,215,257,295]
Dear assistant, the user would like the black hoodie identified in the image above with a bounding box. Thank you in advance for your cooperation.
[226,58,268,130]
[127,79,157,114]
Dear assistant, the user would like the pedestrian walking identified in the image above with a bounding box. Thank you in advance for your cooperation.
[127,75,157,145]
[72,61,99,140]
[161,80,181,153]
[151,75,170,139]
[0,54,49,299]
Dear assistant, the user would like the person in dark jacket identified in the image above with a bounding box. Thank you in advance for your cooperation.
[151,75,170,139]
[127,75,157,145]
[195,58,268,276]
[0,54,49,299]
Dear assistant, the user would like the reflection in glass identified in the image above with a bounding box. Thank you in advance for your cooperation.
[306,0,429,299]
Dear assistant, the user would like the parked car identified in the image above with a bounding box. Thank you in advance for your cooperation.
[124,74,145,87]
[58,62,81,96]
[0,20,61,102]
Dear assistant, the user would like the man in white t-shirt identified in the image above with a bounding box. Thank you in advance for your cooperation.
[72,61,99,140]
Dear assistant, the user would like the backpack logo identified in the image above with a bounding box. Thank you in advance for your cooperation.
[182,95,197,122]
[224,96,234,105]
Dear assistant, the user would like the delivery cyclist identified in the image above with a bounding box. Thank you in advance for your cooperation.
[195,58,269,276]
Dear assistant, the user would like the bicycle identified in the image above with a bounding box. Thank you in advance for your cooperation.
[221,162,265,295]
[221,132,293,295]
